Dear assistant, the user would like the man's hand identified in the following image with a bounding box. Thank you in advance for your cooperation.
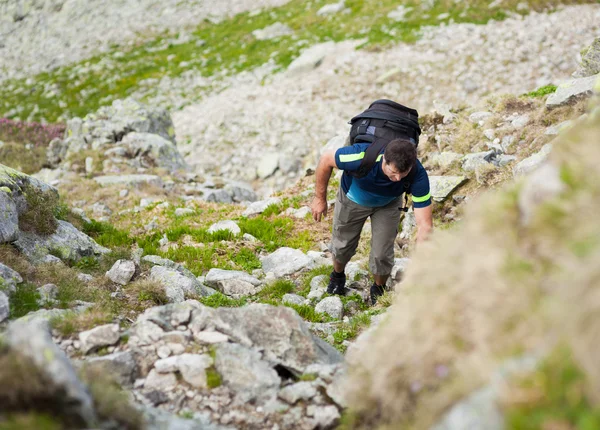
[311,196,328,222]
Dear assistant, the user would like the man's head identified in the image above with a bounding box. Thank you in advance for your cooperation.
[382,138,417,182]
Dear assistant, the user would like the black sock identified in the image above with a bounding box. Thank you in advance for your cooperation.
[332,270,345,278]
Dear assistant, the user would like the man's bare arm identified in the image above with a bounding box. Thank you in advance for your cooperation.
[414,205,433,243]
[311,149,337,222]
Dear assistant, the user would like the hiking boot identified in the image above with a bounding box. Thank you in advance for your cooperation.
[327,271,346,295]
[370,283,386,306]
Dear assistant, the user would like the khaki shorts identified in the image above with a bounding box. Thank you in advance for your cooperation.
[331,187,401,276]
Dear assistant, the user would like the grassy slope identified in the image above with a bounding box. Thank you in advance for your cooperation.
[1,0,594,122]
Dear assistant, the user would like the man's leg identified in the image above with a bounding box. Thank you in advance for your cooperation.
[329,188,371,294]
[368,197,402,304]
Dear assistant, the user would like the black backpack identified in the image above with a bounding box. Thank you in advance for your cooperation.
[347,99,422,211]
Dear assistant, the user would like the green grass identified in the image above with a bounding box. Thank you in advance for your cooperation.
[200,292,247,308]
[257,279,296,301]
[0,414,62,430]
[523,84,558,98]
[284,302,330,323]
[82,220,134,248]
[9,283,41,319]
[505,347,600,430]
[331,312,373,351]
[3,0,590,122]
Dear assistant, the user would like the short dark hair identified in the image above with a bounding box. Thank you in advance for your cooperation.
[384,138,416,173]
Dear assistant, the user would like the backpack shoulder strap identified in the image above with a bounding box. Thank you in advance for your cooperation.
[348,138,388,178]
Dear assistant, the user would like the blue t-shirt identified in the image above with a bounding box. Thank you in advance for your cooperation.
[335,143,432,208]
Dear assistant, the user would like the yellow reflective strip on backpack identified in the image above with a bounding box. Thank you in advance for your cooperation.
[376,154,383,162]
[339,152,365,163]
[412,193,431,203]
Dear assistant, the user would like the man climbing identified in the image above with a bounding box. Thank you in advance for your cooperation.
[311,100,433,305]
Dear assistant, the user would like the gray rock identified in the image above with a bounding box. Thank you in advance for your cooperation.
[194,331,229,344]
[201,188,234,204]
[260,247,313,277]
[468,111,493,124]
[292,206,312,219]
[317,1,345,16]
[15,308,72,326]
[282,294,306,306]
[287,42,337,75]
[431,386,503,430]
[388,258,411,287]
[315,296,343,320]
[257,153,279,179]
[145,369,177,391]
[154,353,212,387]
[0,262,23,293]
[252,22,293,41]
[106,259,136,285]
[545,120,574,136]
[6,320,96,426]
[216,278,261,298]
[0,291,9,322]
[429,176,468,202]
[461,151,495,172]
[94,174,164,188]
[546,74,599,108]
[174,208,194,217]
[143,407,233,430]
[0,188,19,243]
[78,273,94,283]
[150,266,210,303]
[91,202,112,217]
[399,208,416,240]
[223,182,258,203]
[310,275,328,291]
[430,152,462,168]
[121,132,187,171]
[242,197,281,217]
[345,262,368,281]
[204,268,261,287]
[214,342,280,402]
[513,144,553,176]
[79,323,120,354]
[38,283,58,303]
[573,37,600,78]
[14,220,109,263]
[511,115,530,129]
[142,255,196,279]
[493,155,518,167]
[278,381,318,404]
[84,351,137,387]
[518,162,565,226]
[208,220,241,235]
[307,405,341,428]
[207,303,343,372]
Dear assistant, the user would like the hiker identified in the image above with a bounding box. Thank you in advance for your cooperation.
[310,100,433,305]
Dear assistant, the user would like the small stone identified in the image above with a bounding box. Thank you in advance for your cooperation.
[105,259,136,285]
[145,369,177,391]
[79,324,120,354]
[157,345,172,359]
[194,331,229,344]
[175,208,195,217]
[119,189,129,198]
[315,296,343,320]
[282,294,306,306]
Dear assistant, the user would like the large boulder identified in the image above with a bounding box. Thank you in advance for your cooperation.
[121,132,187,171]
[0,262,23,293]
[150,266,211,303]
[546,74,599,108]
[14,220,109,263]
[260,247,314,277]
[5,320,97,426]
[573,37,600,78]
[429,176,468,202]
[192,303,343,373]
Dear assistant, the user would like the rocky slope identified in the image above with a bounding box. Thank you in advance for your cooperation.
[1,1,600,429]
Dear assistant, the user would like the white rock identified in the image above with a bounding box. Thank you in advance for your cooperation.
[207,220,241,235]
[194,331,229,344]
[106,259,136,285]
[145,369,177,391]
[252,22,293,41]
[317,1,345,16]
[79,324,120,354]
[175,208,195,217]
[0,291,9,323]
[260,247,313,277]
[315,296,343,320]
